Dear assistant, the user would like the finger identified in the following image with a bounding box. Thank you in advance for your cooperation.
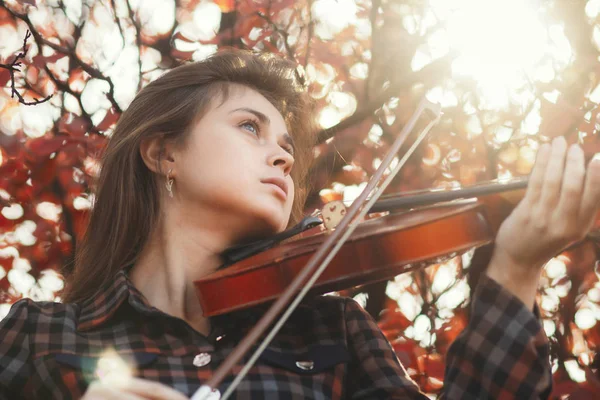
[525,143,552,204]
[124,378,189,400]
[539,136,568,210]
[556,144,586,223]
[579,154,600,225]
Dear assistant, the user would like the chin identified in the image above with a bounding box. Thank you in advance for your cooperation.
[246,206,289,237]
[260,214,287,235]
[257,208,289,235]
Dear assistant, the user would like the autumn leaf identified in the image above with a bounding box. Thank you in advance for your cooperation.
[0,68,10,87]
[539,97,584,139]
[0,158,29,185]
[58,113,90,137]
[215,0,235,12]
[235,15,263,39]
[25,136,67,161]
[30,158,57,191]
[378,301,412,334]
[0,213,15,231]
[31,52,66,69]
[418,353,445,392]
[96,107,121,132]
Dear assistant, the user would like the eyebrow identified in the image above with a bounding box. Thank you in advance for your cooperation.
[231,107,270,125]
[230,107,296,151]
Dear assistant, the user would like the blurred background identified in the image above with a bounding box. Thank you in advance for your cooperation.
[1,0,600,397]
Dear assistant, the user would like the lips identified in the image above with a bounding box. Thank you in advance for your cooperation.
[261,177,288,199]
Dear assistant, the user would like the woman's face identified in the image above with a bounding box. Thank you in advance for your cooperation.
[172,85,296,242]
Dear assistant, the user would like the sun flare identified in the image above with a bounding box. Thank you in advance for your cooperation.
[424,0,572,109]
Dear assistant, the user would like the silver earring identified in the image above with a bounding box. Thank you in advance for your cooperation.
[166,168,174,198]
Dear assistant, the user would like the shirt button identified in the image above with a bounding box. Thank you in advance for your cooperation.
[295,360,315,371]
[193,353,212,367]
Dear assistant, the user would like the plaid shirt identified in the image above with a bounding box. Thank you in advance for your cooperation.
[0,269,551,399]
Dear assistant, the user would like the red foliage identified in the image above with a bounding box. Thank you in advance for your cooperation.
[215,0,235,12]
[25,136,69,161]
[391,338,421,370]
[539,97,584,140]
[1,1,600,397]
[58,113,91,137]
[416,353,445,392]
[0,68,10,87]
[551,367,600,399]
[97,108,120,132]
[435,308,468,355]
[378,299,413,339]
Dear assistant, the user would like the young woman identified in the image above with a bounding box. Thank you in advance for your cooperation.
[1,49,599,400]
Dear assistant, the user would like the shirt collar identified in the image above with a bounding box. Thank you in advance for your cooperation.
[77,268,154,331]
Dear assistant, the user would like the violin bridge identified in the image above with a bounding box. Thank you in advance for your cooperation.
[321,200,347,231]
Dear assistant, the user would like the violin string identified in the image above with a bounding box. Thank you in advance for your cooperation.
[217,103,442,400]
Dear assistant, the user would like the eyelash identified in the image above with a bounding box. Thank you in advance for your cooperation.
[239,119,295,156]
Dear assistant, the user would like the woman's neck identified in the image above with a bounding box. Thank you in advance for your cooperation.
[129,213,229,337]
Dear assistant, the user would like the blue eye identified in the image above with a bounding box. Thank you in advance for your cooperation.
[240,120,259,135]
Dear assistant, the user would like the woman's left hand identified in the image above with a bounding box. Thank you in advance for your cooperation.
[487,137,600,308]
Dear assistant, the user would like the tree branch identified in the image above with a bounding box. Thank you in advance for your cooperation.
[0,30,53,105]
[3,5,123,113]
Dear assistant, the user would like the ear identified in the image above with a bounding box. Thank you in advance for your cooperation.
[139,136,177,177]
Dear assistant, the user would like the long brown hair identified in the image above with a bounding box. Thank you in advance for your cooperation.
[62,50,317,304]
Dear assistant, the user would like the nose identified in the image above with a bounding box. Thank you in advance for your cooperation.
[267,146,294,176]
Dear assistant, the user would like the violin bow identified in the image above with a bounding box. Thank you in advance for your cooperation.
[192,98,442,400]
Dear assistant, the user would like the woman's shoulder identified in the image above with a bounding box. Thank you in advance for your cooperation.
[0,297,78,333]
[3,296,75,315]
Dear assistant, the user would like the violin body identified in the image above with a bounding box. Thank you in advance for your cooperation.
[195,202,493,316]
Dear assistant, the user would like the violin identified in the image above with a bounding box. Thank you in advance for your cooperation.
[196,187,502,316]
[194,176,600,317]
